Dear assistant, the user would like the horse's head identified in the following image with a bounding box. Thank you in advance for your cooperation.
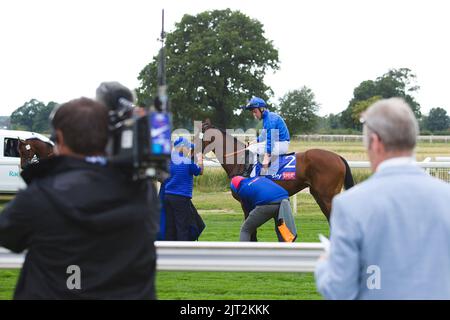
[18,138,38,169]
[18,138,54,169]
[195,119,253,178]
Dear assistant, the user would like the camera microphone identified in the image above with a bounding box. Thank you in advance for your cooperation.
[96,81,134,112]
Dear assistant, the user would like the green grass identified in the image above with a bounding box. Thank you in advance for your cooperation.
[0,269,18,300]
[156,272,321,300]
[194,169,229,192]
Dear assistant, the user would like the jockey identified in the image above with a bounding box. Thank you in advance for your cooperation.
[242,96,290,173]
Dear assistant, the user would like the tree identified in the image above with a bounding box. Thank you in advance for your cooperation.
[326,113,341,130]
[137,9,279,129]
[342,68,421,129]
[33,101,57,133]
[10,99,57,132]
[278,86,320,134]
[377,68,421,117]
[351,96,382,123]
[425,107,450,132]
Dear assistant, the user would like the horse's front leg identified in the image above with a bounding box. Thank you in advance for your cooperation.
[240,201,257,242]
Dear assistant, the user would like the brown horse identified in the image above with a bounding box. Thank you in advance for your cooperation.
[195,120,354,239]
[18,138,54,169]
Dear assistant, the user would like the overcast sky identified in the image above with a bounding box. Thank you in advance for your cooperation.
[1,0,449,118]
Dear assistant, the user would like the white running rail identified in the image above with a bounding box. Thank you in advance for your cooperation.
[0,242,325,272]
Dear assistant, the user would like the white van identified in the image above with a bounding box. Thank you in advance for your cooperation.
[0,129,52,193]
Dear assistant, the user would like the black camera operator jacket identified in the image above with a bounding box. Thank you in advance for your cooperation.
[0,156,159,300]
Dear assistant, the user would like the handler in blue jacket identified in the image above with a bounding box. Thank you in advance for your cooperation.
[230,175,290,241]
[163,137,204,240]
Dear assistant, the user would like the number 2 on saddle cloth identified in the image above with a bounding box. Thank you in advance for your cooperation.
[252,152,297,181]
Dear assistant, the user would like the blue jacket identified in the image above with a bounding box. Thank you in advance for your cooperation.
[164,152,202,199]
[257,110,290,154]
[315,163,450,299]
[230,176,288,212]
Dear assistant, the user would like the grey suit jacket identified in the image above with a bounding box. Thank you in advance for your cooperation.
[315,163,450,299]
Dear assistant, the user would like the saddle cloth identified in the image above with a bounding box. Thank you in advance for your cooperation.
[251,153,297,180]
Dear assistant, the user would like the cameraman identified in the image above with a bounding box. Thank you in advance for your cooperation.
[0,97,159,299]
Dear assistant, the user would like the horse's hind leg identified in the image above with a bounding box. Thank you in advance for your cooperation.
[308,164,345,223]
[309,188,332,223]
[300,150,346,225]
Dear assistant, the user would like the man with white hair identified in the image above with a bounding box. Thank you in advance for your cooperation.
[314,97,450,299]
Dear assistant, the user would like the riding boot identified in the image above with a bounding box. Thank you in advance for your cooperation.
[241,164,254,177]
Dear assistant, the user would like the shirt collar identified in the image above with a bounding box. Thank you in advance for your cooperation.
[262,110,269,119]
[376,156,416,172]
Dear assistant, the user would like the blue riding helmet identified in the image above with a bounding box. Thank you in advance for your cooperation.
[242,96,267,110]
[174,137,194,149]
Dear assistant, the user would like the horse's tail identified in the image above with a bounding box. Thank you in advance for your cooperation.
[339,156,354,190]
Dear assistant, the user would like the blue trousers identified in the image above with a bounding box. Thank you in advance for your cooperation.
[164,194,195,241]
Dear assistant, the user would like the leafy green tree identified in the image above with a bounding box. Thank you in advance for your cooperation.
[377,68,421,117]
[10,99,43,131]
[278,86,319,134]
[326,113,341,130]
[10,99,57,132]
[351,96,382,123]
[352,80,378,102]
[33,101,57,133]
[342,68,421,129]
[424,107,450,132]
[137,9,279,129]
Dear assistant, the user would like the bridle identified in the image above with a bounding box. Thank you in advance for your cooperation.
[19,139,54,168]
[20,143,39,167]
[197,122,253,177]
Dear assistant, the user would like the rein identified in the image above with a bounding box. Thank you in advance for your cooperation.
[198,126,249,159]
[222,145,248,158]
